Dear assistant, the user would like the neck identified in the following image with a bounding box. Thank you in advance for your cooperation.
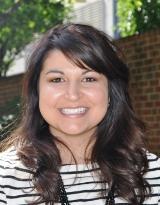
[56,136,96,165]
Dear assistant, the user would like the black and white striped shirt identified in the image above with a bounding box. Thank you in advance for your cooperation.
[0,148,160,205]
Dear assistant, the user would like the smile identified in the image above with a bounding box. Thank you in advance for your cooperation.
[59,107,88,115]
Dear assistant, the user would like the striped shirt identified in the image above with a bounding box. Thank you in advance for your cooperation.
[0,148,160,205]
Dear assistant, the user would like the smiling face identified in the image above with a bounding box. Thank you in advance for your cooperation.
[39,50,109,143]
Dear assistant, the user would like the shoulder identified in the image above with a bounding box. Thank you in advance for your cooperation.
[146,152,160,172]
[0,147,24,170]
[0,147,33,182]
[145,152,160,178]
[0,147,19,173]
[144,152,160,204]
[0,147,19,166]
[145,152,160,182]
[0,148,39,204]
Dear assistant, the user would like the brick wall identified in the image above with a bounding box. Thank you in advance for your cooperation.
[0,74,23,115]
[117,29,160,154]
[0,29,160,153]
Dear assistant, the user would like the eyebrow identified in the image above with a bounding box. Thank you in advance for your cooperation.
[45,68,95,75]
[45,69,64,75]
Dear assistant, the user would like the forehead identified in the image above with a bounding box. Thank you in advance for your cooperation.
[42,50,92,73]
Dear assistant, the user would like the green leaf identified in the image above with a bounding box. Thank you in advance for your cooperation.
[0,0,73,76]
[117,0,160,37]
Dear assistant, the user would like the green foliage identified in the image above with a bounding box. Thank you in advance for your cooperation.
[0,0,73,76]
[117,0,160,37]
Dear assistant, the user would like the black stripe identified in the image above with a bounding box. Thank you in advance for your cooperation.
[69,195,106,203]
[60,167,100,174]
[0,165,34,174]
[62,175,96,181]
[6,193,40,199]
[0,185,34,190]
[0,199,7,204]
[147,167,160,172]
[141,203,158,205]
[66,188,106,195]
[0,159,16,165]
[148,157,159,161]
[0,175,31,181]
[65,180,104,187]
[145,176,160,180]
[115,204,157,205]
[0,190,5,194]
[149,184,160,187]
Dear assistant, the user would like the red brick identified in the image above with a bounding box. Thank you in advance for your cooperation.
[150,80,159,86]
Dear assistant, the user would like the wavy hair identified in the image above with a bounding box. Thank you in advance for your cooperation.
[7,23,150,204]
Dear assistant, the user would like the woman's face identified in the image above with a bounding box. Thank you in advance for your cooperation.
[39,50,109,141]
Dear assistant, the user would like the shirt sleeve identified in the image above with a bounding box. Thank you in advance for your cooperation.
[0,149,14,205]
[145,152,160,205]
[158,179,160,205]
[157,157,160,205]
[0,173,7,204]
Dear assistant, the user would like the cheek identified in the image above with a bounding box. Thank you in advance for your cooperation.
[92,87,109,116]
[38,85,54,115]
[87,87,108,105]
[39,84,63,103]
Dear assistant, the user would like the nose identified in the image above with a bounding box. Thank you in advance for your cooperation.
[65,81,81,101]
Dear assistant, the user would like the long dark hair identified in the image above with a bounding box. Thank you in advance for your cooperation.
[6,23,151,204]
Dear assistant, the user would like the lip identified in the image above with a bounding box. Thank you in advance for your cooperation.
[58,107,89,117]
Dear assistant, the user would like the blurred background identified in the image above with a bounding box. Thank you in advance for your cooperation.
[0,0,160,154]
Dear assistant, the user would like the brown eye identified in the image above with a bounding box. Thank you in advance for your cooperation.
[83,77,96,82]
[51,78,64,83]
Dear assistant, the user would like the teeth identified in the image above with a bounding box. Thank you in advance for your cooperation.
[61,107,87,115]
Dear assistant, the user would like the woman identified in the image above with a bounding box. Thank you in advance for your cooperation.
[0,23,159,205]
